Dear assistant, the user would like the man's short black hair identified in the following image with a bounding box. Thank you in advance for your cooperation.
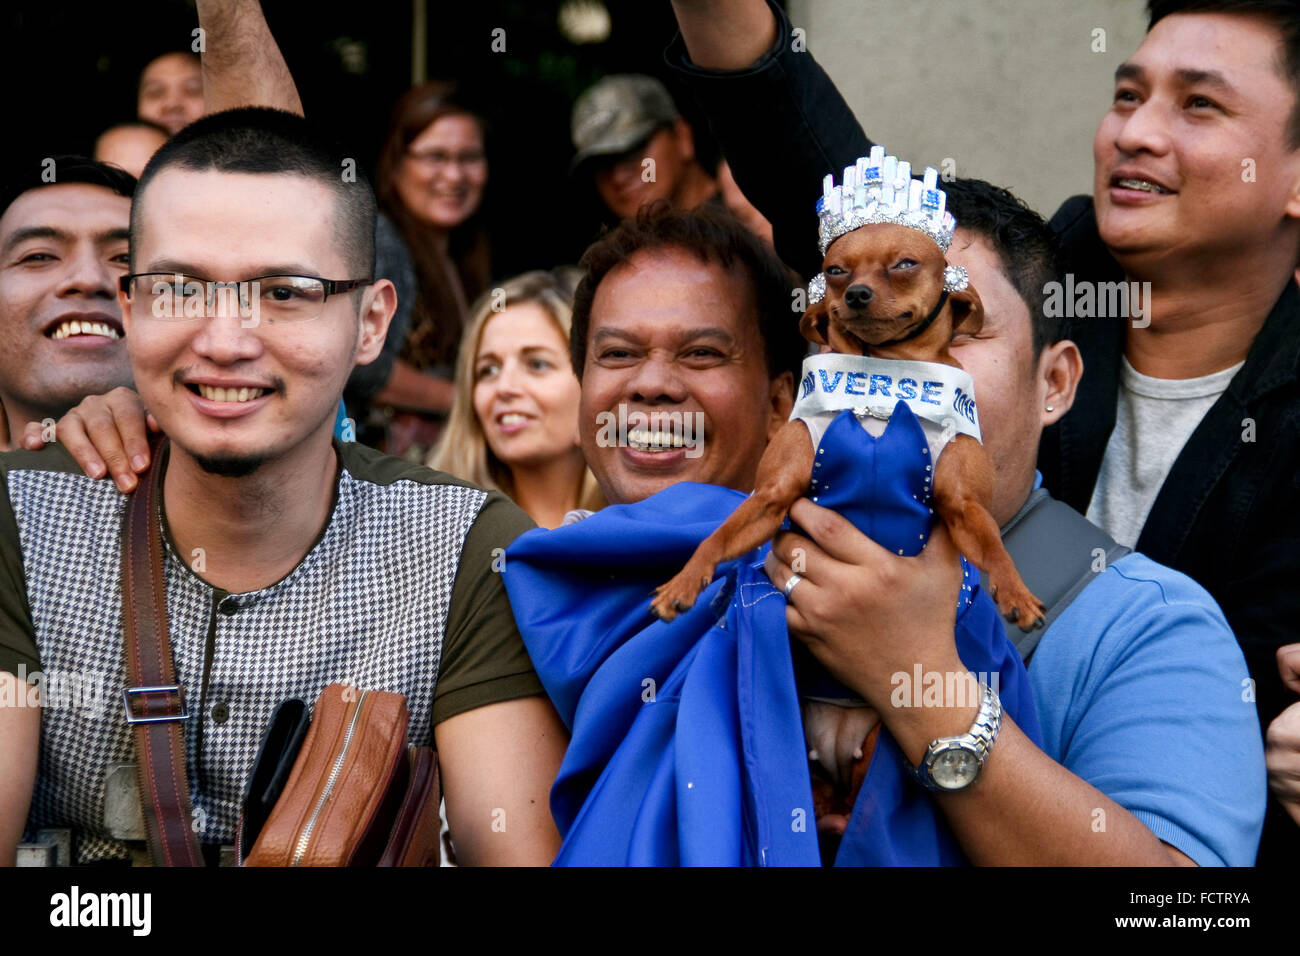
[0,155,136,222]
[570,201,805,383]
[131,107,376,276]
[943,178,1062,355]
[1147,0,1300,147]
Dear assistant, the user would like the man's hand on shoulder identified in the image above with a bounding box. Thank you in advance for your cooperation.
[21,387,158,492]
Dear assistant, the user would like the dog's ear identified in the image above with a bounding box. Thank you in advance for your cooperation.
[948,284,984,337]
[799,297,831,347]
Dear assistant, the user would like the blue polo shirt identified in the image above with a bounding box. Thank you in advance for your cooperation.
[1024,480,1266,866]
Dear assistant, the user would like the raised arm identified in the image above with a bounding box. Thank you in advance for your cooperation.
[666,0,874,277]
[670,0,777,69]
[196,0,304,116]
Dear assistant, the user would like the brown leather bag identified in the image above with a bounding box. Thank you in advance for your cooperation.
[243,684,442,867]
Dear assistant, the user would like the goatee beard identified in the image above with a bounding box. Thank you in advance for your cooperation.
[192,453,267,478]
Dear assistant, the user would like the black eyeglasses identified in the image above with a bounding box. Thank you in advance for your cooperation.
[120,273,372,323]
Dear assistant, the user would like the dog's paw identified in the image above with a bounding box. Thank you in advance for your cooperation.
[650,566,712,622]
[990,574,1046,632]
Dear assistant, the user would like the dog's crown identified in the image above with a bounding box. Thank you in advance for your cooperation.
[817,146,956,255]
[807,146,967,306]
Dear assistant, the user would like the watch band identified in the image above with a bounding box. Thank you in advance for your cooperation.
[912,681,1002,792]
[967,681,1002,761]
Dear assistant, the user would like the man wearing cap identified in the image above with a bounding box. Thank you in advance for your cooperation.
[570,74,719,221]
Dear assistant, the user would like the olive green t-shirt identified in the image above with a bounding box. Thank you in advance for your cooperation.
[0,439,544,726]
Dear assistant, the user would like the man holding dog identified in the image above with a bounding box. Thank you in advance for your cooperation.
[667,0,1295,862]
[561,194,1262,865]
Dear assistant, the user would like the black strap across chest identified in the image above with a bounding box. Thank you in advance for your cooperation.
[983,488,1131,664]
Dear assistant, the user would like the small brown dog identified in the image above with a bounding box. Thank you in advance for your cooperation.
[649,221,1045,630]
[648,219,1044,850]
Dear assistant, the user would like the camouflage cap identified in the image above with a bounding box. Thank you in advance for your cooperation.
[570,74,680,172]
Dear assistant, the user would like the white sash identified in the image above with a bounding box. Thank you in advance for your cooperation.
[789,353,982,442]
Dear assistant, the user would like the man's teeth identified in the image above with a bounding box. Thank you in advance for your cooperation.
[627,428,688,451]
[51,320,121,340]
[197,385,267,403]
[1117,178,1171,194]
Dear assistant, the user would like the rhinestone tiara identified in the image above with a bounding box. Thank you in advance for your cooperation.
[816,145,957,256]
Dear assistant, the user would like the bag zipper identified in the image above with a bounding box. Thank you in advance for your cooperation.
[290,689,369,867]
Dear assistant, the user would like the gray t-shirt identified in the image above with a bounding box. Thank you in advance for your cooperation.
[1086,356,1243,548]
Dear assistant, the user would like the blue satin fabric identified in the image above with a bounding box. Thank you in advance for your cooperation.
[503,403,1041,866]
[809,403,934,556]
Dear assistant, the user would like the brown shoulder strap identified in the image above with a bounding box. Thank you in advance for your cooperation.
[120,436,204,867]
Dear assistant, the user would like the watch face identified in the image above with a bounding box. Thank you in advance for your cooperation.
[930,748,979,789]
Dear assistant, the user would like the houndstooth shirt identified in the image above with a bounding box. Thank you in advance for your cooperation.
[0,440,540,863]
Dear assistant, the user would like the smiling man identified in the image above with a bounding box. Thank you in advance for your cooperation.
[668,0,1300,863]
[0,108,566,866]
[0,157,136,448]
[570,202,804,505]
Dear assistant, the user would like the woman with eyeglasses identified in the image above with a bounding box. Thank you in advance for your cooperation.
[369,82,492,461]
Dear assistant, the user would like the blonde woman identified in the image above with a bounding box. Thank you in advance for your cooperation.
[430,270,603,528]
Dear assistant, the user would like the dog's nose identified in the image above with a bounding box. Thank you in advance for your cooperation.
[844,284,874,309]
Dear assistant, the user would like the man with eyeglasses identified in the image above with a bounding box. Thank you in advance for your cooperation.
[0,107,567,865]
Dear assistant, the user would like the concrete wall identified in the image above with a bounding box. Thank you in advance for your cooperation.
[787,0,1150,217]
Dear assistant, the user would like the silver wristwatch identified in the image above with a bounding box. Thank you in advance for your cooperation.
[912,681,1002,792]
